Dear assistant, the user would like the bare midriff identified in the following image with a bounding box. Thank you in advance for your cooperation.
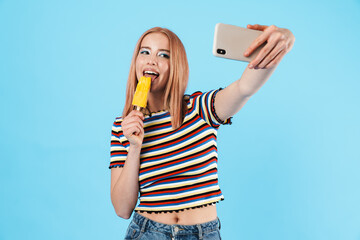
[138,204,217,225]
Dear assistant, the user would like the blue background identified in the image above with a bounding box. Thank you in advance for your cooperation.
[1,0,359,239]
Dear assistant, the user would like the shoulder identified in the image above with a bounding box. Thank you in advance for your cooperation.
[184,91,203,102]
[113,116,123,124]
[184,91,203,110]
[112,116,124,132]
[184,89,221,104]
[185,91,203,99]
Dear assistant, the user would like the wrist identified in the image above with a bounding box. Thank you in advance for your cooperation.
[129,143,142,152]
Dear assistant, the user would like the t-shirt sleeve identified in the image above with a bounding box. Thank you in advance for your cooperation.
[109,118,128,169]
[190,88,232,128]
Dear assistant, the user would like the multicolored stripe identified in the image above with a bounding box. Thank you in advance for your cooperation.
[109,89,231,213]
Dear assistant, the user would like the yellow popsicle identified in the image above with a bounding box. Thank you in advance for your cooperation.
[132,76,151,109]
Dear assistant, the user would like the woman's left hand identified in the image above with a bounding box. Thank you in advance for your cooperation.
[244,24,295,69]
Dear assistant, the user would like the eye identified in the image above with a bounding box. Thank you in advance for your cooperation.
[158,52,170,59]
[139,49,150,55]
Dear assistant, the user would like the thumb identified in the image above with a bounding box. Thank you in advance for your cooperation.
[247,24,268,31]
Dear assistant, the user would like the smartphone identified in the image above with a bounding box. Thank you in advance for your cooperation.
[212,23,265,62]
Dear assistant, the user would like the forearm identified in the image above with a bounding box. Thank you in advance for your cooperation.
[237,63,278,97]
[111,145,141,219]
[215,63,279,121]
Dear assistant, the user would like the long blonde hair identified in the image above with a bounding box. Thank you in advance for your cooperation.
[122,27,189,129]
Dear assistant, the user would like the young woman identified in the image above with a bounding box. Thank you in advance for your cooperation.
[110,24,295,239]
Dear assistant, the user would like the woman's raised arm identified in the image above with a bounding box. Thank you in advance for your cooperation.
[110,110,145,219]
[215,24,295,121]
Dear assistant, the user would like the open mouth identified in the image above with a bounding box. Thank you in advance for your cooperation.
[143,70,159,81]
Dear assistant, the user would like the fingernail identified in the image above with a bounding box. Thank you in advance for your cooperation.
[244,51,249,56]
[249,64,253,69]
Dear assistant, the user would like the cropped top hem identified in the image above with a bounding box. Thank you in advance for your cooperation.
[134,198,224,214]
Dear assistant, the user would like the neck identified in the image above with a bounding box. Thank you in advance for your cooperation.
[147,92,166,112]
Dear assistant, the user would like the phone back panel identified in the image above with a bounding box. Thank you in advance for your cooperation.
[213,23,264,62]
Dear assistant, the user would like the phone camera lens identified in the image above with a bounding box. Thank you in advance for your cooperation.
[217,49,226,55]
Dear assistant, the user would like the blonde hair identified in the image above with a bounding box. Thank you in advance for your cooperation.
[122,27,189,129]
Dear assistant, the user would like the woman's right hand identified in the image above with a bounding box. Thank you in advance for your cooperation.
[121,110,145,147]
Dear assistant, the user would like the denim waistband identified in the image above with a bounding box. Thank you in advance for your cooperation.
[132,212,221,236]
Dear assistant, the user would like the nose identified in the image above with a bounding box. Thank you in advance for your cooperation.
[147,54,157,66]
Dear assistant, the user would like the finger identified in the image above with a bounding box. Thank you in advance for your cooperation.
[244,31,272,57]
[130,125,144,137]
[244,25,281,57]
[247,24,268,31]
[127,115,144,127]
[134,110,145,120]
[133,125,142,136]
[257,42,285,69]
[128,110,145,120]
[124,120,144,133]
[124,123,142,137]
[248,39,277,68]
[127,110,137,116]
[139,126,144,137]
[265,50,286,69]
[123,115,144,127]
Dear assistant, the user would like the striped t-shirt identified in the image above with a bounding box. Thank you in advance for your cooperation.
[109,89,231,213]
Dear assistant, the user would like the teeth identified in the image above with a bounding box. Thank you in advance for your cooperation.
[144,71,159,76]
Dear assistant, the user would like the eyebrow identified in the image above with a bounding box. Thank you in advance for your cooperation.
[140,46,170,52]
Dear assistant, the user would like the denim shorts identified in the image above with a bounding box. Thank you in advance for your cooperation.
[124,212,221,240]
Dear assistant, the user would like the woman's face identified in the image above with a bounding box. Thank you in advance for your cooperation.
[135,32,170,94]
